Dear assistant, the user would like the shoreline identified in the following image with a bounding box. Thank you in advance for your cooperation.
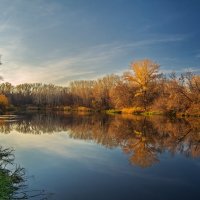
[3,105,200,118]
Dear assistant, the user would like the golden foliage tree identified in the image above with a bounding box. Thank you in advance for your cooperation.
[125,59,160,110]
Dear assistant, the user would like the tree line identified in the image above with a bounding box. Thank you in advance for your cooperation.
[0,59,199,115]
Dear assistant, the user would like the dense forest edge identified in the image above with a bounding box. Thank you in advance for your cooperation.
[0,59,199,117]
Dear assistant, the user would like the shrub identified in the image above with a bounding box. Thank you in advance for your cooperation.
[77,106,92,112]
[121,107,144,114]
[0,94,9,113]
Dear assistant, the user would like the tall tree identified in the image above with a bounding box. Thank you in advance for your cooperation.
[125,59,160,110]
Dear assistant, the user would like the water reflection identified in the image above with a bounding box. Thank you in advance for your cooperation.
[0,113,199,168]
[0,145,47,199]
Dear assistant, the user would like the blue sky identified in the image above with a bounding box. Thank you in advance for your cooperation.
[0,0,200,85]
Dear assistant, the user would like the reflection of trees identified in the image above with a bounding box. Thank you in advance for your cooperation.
[150,117,200,158]
[108,116,162,168]
[123,131,159,168]
[0,113,199,168]
[0,146,47,199]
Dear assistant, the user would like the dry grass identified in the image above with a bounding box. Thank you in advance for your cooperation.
[77,106,93,112]
[121,107,144,114]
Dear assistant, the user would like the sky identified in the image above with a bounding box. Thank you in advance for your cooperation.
[0,0,200,85]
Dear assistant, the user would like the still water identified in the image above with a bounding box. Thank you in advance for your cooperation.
[0,113,199,199]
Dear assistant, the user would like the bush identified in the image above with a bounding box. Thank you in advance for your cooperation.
[77,106,92,112]
[106,109,122,114]
[0,94,9,113]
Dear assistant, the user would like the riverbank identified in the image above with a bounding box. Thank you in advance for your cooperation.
[105,108,200,117]
[4,105,200,118]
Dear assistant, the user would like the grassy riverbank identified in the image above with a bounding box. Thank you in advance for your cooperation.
[106,108,200,117]
[4,105,200,118]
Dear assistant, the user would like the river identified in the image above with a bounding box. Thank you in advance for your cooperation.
[0,113,199,200]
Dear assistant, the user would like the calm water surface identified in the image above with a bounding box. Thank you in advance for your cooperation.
[0,113,199,199]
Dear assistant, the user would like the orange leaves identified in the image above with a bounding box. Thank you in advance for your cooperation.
[0,94,9,106]
[0,94,9,112]
[130,59,160,88]
[124,59,160,110]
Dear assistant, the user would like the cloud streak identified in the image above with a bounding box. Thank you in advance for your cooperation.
[0,33,189,85]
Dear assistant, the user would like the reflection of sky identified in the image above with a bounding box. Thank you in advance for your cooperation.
[0,0,200,85]
[0,130,200,200]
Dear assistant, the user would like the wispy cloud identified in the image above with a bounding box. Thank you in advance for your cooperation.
[0,33,189,85]
[160,67,200,74]
[117,34,187,49]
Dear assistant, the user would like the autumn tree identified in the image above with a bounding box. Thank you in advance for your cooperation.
[151,72,200,115]
[92,75,120,110]
[109,78,136,108]
[125,59,160,110]
[0,94,9,113]
[178,73,200,115]
[69,80,95,107]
